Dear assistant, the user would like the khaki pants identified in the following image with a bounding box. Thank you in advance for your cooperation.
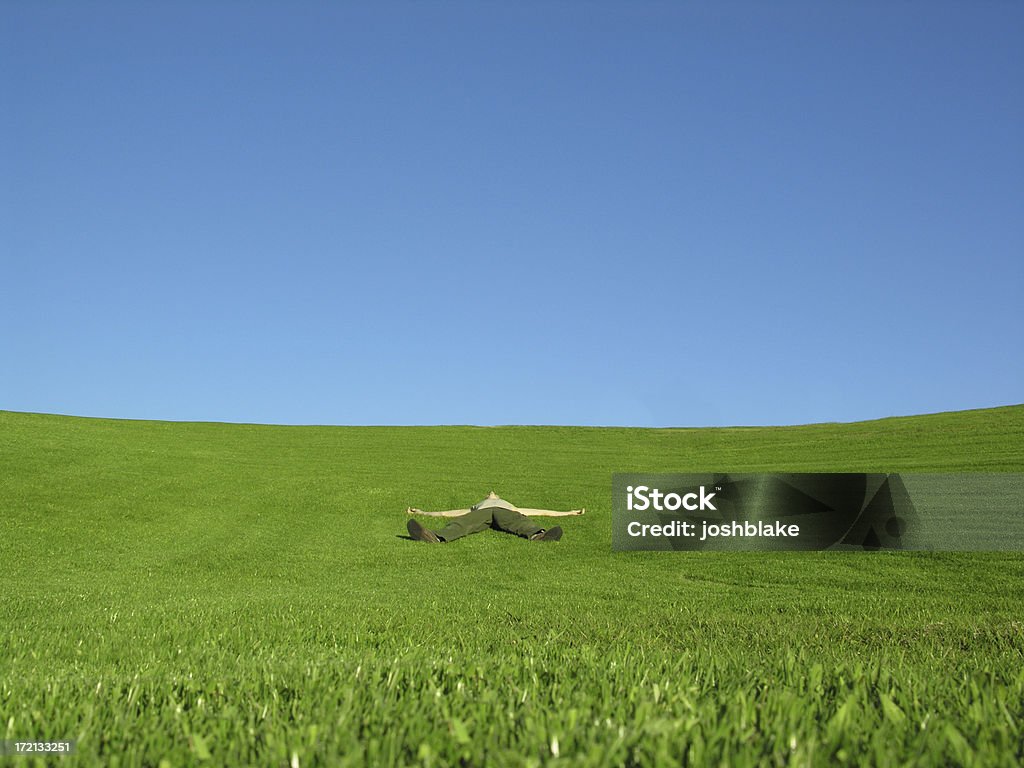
[435,507,543,542]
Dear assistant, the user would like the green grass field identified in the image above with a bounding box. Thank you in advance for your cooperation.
[2,406,1022,766]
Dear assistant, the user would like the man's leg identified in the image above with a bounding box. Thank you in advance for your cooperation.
[491,508,544,539]
[433,508,494,542]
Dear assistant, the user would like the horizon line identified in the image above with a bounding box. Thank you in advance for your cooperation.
[2,403,1021,432]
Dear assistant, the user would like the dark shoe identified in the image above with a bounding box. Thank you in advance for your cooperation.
[408,519,441,543]
[530,526,562,542]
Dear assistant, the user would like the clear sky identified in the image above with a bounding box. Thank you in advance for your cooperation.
[3,1,1022,427]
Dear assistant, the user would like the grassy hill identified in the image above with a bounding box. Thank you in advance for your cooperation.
[1,406,1022,766]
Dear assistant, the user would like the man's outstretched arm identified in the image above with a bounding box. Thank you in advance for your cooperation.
[405,507,472,518]
[515,507,585,517]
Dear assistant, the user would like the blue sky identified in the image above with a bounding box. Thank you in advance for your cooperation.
[3,1,1022,427]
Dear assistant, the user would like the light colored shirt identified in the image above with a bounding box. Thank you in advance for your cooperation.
[471,495,519,513]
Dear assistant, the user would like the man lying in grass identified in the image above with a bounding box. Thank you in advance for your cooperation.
[406,491,583,543]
